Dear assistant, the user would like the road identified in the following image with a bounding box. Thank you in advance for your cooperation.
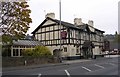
[2,56,120,77]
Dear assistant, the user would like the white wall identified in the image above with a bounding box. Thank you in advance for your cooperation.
[46,45,79,57]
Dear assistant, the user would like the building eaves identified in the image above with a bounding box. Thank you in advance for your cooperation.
[95,28,105,33]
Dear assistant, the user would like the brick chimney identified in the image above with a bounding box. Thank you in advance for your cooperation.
[88,20,94,26]
[45,13,55,19]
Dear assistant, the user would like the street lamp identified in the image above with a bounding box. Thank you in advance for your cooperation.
[59,0,62,62]
[59,0,62,51]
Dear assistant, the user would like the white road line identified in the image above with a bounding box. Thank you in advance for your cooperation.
[38,74,41,77]
[65,70,71,77]
[94,64,105,69]
[81,66,92,72]
[109,63,116,66]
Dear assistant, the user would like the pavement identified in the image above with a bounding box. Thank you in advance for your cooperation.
[104,55,119,58]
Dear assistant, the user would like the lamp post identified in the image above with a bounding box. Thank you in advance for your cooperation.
[59,0,62,62]
[59,0,61,51]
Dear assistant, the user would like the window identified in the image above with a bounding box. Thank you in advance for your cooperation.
[64,47,67,52]
[76,46,79,54]
[48,41,50,45]
[41,34,44,40]
[76,48,79,54]
[55,31,58,39]
[46,27,49,31]
[42,28,45,32]
[75,31,78,39]
[80,33,83,39]
[45,41,47,45]
[50,32,53,39]
[57,40,59,45]
[55,26,58,30]
[51,40,52,45]
[20,49,23,56]
[94,35,96,41]
[50,26,53,31]
[83,33,86,40]
[53,40,56,44]
[56,40,57,45]
[45,32,46,41]
[46,33,49,40]
[13,49,19,56]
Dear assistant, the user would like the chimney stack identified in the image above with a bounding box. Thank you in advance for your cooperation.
[45,13,55,19]
[88,20,94,26]
[74,18,83,25]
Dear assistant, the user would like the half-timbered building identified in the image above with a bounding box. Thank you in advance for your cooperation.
[32,13,105,59]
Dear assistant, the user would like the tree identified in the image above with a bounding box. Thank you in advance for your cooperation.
[2,34,12,44]
[0,1,32,39]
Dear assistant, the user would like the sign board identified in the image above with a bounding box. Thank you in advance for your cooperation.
[61,31,67,39]
[104,41,110,51]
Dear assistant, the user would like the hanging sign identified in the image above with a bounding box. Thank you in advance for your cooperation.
[61,31,67,39]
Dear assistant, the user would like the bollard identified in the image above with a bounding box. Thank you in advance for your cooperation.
[92,55,96,59]
[24,60,27,66]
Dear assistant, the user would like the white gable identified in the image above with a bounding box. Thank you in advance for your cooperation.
[89,26,95,32]
[36,19,56,33]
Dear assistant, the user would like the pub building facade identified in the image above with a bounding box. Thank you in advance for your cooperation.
[32,13,105,59]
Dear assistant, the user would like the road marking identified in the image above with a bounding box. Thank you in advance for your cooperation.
[94,64,105,69]
[65,70,71,77]
[81,66,91,72]
[38,74,41,77]
[109,63,116,66]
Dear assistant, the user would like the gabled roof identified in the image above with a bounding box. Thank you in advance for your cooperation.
[32,17,81,34]
[50,18,81,30]
[32,17,105,34]
[13,40,43,46]
[77,24,91,32]
[32,18,48,34]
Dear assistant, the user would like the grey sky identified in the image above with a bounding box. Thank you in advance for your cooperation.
[27,0,119,35]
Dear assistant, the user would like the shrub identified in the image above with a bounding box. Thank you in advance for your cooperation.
[22,49,33,56]
[23,46,52,57]
[2,46,11,57]
[33,46,52,57]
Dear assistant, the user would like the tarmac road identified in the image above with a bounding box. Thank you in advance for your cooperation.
[2,55,120,77]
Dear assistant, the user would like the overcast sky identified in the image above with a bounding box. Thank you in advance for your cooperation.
[27,0,119,35]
